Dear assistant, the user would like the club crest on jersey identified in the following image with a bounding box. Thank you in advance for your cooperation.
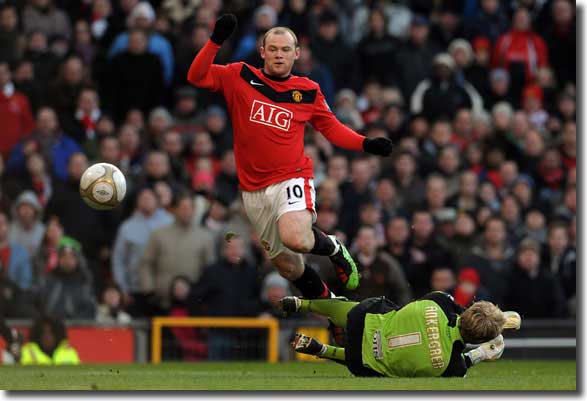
[249,100,293,131]
[292,90,303,103]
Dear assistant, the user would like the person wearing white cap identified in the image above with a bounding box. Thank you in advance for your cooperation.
[410,53,477,121]
[107,1,174,86]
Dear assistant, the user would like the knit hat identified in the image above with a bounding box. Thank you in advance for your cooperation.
[127,2,155,26]
[458,267,480,287]
[57,236,82,255]
[433,53,456,71]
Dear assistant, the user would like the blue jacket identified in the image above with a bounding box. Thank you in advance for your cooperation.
[5,242,32,290]
[108,32,174,86]
[7,134,81,181]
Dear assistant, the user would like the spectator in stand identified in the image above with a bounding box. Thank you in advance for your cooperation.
[167,275,207,361]
[190,235,260,360]
[12,60,44,115]
[96,135,121,166]
[0,62,35,160]
[22,0,72,41]
[7,107,81,182]
[463,0,509,43]
[160,130,189,186]
[393,15,441,100]
[448,171,482,214]
[390,151,425,210]
[47,56,90,127]
[38,236,96,319]
[214,150,239,207]
[95,283,132,325]
[9,191,45,260]
[504,237,566,318]
[383,216,411,271]
[60,87,103,156]
[171,86,200,135]
[0,210,32,292]
[32,216,63,290]
[430,266,456,293]
[356,7,398,87]
[348,225,411,305]
[492,8,548,86]
[340,157,374,242]
[452,267,491,307]
[540,0,575,87]
[406,210,452,298]
[0,5,20,66]
[463,216,514,304]
[112,186,173,310]
[411,53,476,122]
[311,10,358,92]
[542,221,576,305]
[146,107,174,148]
[44,152,111,274]
[5,153,55,207]
[20,316,80,365]
[23,30,61,86]
[203,106,233,159]
[104,28,165,123]
[139,192,215,312]
[117,123,144,178]
[108,1,174,86]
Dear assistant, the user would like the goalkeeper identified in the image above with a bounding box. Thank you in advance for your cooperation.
[280,292,520,377]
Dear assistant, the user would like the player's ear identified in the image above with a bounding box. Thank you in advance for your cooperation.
[260,46,266,59]
[294,46,301,60]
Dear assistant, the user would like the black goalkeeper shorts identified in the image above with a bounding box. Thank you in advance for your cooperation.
[345,296,400,377]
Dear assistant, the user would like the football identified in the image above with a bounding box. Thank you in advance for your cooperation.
[79,163,127,210]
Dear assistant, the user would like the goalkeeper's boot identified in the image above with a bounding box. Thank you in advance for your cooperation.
[467,335,505,364]
[328,235,359,290]
[502,311,522,330]
[279,296,302,316]
[292,333,325,356]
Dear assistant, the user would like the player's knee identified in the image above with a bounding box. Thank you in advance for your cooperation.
[275,262,302,280]
[282,233,313,253]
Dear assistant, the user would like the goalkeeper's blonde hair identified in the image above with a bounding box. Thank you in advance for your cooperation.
[262,27,299,48]
[459,301,506,344]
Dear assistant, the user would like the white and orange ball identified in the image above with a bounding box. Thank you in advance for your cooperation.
[79,163,126,210]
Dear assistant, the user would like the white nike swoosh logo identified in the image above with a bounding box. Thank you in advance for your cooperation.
[250,80,264,86]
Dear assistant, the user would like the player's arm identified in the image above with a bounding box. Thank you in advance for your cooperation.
[186,14,237,91]
[309,89,394,156]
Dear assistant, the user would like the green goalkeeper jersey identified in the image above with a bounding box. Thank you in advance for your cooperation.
[361,292,466,377]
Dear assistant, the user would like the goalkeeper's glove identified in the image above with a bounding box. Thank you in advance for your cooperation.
[363,137,394,156]
[210,14,237,45]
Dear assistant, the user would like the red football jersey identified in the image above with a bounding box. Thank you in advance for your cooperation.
[188,40,365,191]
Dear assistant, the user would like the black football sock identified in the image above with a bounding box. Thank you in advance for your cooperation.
[309,227,338,256]
[292,265,332,299]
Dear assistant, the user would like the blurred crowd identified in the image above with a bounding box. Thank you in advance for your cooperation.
[0,0,576,356]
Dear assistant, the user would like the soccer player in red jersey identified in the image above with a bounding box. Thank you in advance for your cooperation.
[187,14,394,299]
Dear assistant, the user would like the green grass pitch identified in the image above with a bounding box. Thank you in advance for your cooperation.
[0,360,576,391]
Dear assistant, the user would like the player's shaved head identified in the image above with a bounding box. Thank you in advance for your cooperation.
[262,27,298,48]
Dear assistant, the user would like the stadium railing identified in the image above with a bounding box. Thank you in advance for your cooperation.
[1,318,576,363]
[150,317,280,363]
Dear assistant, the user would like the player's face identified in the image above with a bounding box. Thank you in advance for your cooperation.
[260,32,300,77]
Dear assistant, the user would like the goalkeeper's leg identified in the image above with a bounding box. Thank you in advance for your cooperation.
[280,296,358,327]
[291,333,345,361]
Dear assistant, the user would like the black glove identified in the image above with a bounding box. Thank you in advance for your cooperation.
[363,137,394,156]
[210,14,237,45]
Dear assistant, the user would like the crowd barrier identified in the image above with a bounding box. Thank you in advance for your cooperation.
[1,317,576,363]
